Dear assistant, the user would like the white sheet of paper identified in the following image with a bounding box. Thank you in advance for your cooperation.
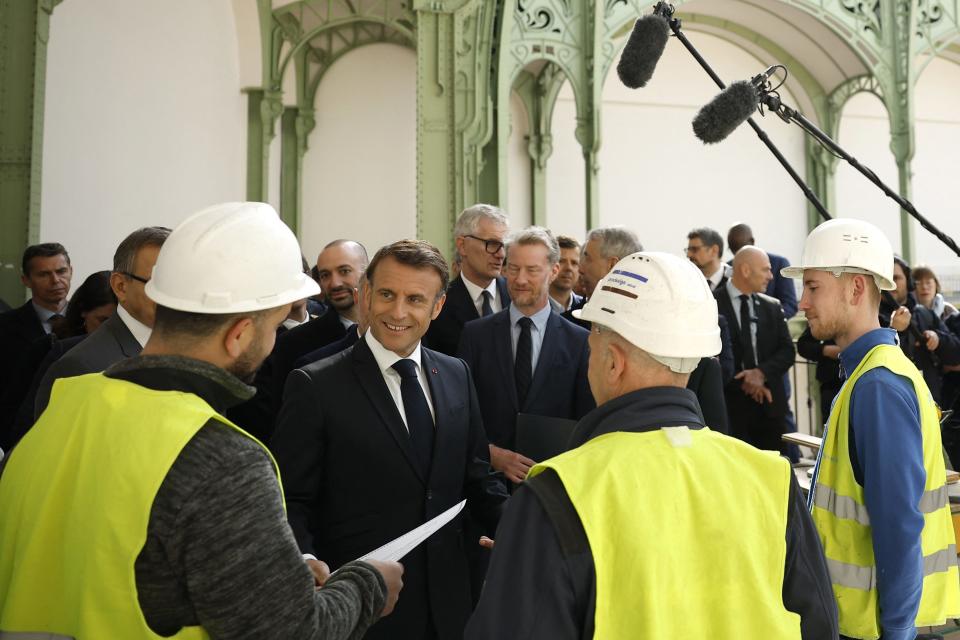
[356,499,467,563]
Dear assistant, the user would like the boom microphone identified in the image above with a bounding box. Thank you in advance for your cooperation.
[616,14,670,89]
[692,66,779,144]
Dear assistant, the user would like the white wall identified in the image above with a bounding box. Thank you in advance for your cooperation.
[834,92,902,252]
[913,57,960,279]
[300,44,417,264]
[540,31,810,263]
[41,0,246,287]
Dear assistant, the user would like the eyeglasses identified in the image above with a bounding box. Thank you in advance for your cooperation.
[465,235,505,255]
[121,271,150,284]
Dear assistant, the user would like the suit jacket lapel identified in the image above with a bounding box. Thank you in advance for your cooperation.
[716,291,742,344]
[421,349,454,469]
[524,312,560,410]
[449,277,479,323]
[109,313,143,358]
[352,338,426,484]
[493,312,519,409]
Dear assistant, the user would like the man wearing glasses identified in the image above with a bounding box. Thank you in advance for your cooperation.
[686,227,730,292]
[424,204,511,356]
[34,227,171,418]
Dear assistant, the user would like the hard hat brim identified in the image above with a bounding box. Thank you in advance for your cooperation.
[780,265,895,291]
[146,274,321,314]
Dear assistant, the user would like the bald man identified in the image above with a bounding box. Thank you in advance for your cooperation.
[714,247,795,451]
[727,224,797,318]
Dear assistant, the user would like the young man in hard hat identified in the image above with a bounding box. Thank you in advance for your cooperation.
[782,218,960,640]
[465,252,838,639]
[0,202,403,639]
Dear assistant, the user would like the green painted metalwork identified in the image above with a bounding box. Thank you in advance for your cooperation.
[511,63,565,225]
[0,0,59,305]
[250,0,960,261]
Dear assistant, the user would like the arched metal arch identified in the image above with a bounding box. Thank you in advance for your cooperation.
[603,0,882,79]
[275,15,416,90]
[597,13,831,127]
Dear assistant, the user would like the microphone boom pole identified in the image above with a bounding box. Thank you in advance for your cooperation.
[761,93,960,258]
[652,2,832,221]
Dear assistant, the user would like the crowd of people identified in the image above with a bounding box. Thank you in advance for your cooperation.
[0,201,958,639]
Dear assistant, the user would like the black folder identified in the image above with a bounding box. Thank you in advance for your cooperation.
[515,413,578,462]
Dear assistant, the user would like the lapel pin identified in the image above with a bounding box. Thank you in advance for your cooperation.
[431,367,439,375]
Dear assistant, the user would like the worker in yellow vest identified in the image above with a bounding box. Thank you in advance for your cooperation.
[782,218,960,640]
[466,251,838,639]
[0,202,403,639]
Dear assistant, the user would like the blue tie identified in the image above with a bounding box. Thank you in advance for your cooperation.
[391,359,435,475]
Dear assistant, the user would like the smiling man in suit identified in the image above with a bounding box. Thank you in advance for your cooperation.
[458,227,594,485]
[424,204,510,355]
[271,239,508,640]
[34,227,170,418]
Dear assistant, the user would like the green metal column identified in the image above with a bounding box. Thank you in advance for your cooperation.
[414,0,494,255]
[882,0,918,262]
[0,0,60,304]
[513,65,564,227]
[279,106,299,230]
[576,0,604,232]
[415,5,458,250]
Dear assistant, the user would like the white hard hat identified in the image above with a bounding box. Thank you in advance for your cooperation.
[780,218,895,290]
[145,202,320,313]
[574,252,721,373]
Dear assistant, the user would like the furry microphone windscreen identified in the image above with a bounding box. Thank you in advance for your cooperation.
[692,80,759,144]
[616,15,670,89]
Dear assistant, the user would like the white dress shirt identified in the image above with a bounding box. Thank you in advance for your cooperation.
[461,275,501,316]
[365,331,436,431]
[117,304,152,347]
[707,263,732,291]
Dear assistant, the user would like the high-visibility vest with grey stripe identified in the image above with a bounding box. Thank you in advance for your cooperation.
[810,344,960,639]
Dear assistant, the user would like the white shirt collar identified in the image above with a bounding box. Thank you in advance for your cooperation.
[117,304,152,348]
[365,330,424,376]
[707,263,730,289]
[338,313,356,330]
[461,274,498,307]
[282,315,310,331]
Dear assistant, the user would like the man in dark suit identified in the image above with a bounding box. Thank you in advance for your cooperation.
[715,246,796,451]
[0,243,73,387]
[229,240,367,440]
[424,204,510,356]
[548,235,584,313]
[728,223,797,318]
[34,227,170,418]
[561,226,642,330]
[686,227,731,292]
[458,227,593,484]
[272,240,508,640]
[728,223,801,461]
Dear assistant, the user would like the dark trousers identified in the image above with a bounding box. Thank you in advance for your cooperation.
[725,391,787,453]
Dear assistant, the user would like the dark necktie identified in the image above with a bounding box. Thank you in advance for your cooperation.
[391,359,435,475]
[738,294,757,370]
[515,317,534,407]
[481,290,494,317]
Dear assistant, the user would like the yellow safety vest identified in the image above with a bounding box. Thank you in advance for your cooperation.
[530,427,801,639]
[811,344,960,639]
[0,373,282,639]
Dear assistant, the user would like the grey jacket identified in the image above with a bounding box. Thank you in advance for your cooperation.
[34,311,141,418]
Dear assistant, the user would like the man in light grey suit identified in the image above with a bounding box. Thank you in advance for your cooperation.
[35,227,171,418]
